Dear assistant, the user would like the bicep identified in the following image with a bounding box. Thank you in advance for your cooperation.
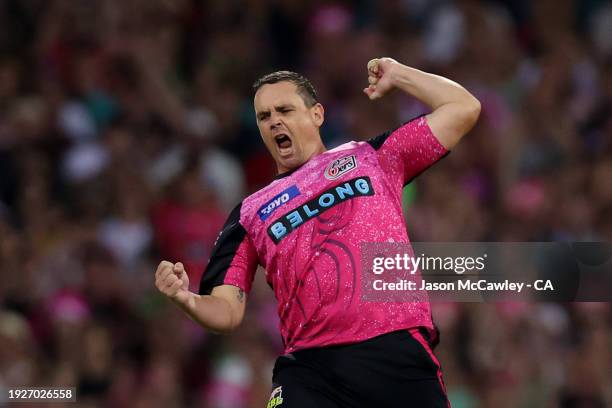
[425,98,481,150]
[211,284,247,328]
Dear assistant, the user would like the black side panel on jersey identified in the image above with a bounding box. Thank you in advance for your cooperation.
[403,150,450,186]
[366,129,393,151]
[199,202,246,295]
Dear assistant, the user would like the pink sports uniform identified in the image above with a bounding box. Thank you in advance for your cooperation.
[199,115,448,354]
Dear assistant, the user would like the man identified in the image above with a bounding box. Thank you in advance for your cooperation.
[155,57,480,407]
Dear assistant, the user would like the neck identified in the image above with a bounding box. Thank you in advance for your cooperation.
[276,143,327,174]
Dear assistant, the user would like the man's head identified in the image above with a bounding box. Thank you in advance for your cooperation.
[253,71,325,173]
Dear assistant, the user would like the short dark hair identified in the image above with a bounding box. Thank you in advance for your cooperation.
[253,71,318,107]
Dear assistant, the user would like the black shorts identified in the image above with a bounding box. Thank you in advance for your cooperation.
[269,328,449,408]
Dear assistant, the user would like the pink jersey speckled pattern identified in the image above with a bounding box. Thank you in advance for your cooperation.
[199,115,448,353]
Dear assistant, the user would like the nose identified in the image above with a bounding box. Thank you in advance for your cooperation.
[269,114,282,131]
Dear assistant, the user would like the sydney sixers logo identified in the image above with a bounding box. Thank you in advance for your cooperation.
[324,154,357,180]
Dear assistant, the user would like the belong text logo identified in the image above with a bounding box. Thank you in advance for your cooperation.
[268,177,374,243]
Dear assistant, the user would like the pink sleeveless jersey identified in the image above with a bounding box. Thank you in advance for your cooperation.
[199,116,448,353]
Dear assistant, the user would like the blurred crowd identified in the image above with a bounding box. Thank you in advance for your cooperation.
[1,0,611,406]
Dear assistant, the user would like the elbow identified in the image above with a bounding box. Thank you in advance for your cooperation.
[211,327,237,335]
[464,95,481,128]
[456,96,481,139]
[225,315,244,333]
[216,314,244,335]
[450,96,481,147]
[208,318,242,335]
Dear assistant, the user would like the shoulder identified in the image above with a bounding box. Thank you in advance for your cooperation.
[365,115,430,150]
[327,140,370,153]
[241,176,293,208]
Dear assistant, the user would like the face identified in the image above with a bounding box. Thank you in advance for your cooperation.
[254,81,325,173]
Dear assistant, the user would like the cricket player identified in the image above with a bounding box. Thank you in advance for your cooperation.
[155,57,480,407]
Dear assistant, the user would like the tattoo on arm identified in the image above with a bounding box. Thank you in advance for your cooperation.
[237,289,244,303]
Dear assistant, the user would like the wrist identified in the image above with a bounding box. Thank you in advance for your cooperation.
[172,291,198,311]
[388,63,413,89]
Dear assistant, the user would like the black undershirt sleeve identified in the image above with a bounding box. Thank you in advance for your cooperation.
[199,202,248,295]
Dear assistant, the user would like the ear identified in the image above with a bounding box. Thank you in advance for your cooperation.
[311,103,325,127]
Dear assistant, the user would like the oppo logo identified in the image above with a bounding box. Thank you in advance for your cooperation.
[258,185,301,221]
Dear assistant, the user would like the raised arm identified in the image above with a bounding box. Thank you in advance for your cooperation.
[364,57,481,150]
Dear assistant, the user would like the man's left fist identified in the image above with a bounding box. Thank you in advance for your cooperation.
[363,57,399,100]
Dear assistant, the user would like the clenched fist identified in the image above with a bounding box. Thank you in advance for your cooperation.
[155,261,192,306]
[363,57,400,100]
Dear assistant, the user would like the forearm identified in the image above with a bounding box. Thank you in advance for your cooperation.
[389,65,479,111]
[173,293,239,334]
[389,63,480,149]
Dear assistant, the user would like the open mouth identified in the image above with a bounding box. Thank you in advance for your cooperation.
[274,133,293,155]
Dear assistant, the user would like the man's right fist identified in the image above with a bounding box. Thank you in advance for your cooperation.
[155,261,192,305]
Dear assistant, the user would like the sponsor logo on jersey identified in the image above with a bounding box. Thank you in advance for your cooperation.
[267,386,284,408]
[324,154,357,180]
[268,176,374,243]
[258,185,301,221]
